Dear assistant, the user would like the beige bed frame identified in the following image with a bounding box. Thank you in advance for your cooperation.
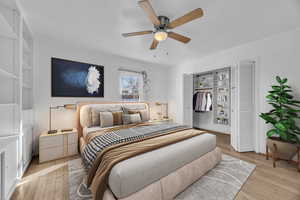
[76,101,222,200]
[76,101,150,140]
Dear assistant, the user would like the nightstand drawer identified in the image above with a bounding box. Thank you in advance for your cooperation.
[68,133,78,144]
[39,129,78,163]
[39,146,64,163]
[40,134,63,149]
[68,143,78,155]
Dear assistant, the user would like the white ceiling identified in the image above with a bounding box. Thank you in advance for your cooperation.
[20,0,300,66]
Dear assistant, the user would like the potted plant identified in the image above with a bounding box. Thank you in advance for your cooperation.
[260,76,300,165]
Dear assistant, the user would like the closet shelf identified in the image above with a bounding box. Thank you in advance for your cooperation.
[23,38,31,52]
[23,64,32,71]
[0,103,18,106]
[0,132,20,139]
[22,83,32,89]
[0,12,17,39]
[194,87,213,90]
[0,67,18,79]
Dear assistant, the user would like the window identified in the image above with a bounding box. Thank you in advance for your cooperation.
[120,72,143,101]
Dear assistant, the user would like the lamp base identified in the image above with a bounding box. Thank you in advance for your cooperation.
[62,128,73,132]
[48,130,58,134]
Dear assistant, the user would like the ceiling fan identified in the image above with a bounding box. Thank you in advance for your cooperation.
[122,0,204,50]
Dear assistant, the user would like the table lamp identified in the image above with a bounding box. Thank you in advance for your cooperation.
[48,104,77,134]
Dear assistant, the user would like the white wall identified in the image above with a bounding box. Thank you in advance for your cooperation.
[168,28,300,153]
[33,36,169,152]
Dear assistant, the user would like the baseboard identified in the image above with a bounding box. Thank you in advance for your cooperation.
[5,178,19,200]
[21,158,32,177]
[238,146,255,152]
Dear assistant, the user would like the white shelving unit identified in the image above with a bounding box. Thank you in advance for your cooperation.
[0,11,17,39]
[22,20,33,111]
[0,1,34,199]
[0,67,18,79]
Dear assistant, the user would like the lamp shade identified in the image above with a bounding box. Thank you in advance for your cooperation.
[154,31,168,41]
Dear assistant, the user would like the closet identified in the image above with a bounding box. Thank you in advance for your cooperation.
[0,0,34,199]
[193,68,231,134]
[183,62,255,153]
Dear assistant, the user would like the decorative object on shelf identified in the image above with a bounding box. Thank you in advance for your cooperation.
[48,104,77,134]
[260,76,300,171]
[51,58,104,97]
[214,69,230,125]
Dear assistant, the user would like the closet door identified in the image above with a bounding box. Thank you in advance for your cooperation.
[183,74,193,127]
[230,66,238,150]
[231,62,254,152]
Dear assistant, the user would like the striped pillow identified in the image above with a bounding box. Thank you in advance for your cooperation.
[128,109,149,122]
[112,111,123,125]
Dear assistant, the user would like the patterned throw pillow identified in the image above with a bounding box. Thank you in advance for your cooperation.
[111,111,123,125]
[128,109,149,122]
[99,112,114,128]
[91,108,101,127]
[123,113,142,125]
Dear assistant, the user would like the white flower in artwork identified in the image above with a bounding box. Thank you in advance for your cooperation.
[86,66,101,94]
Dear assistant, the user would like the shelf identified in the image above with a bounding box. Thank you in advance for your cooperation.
[194,87,213,90]
[22,64,32,71]
[0,103,17,106]
[22,83,32,89]
[0,67,18,79]
[0,132,19,138]
[23,38,31,52]
[0,12,17,39]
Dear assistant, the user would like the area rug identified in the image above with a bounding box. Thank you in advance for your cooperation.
[68,154,256,200]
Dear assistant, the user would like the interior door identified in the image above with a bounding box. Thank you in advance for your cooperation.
[230,65,238,150]
[238,61,255,152]
[183,74,193,127]
[231,61,255,152]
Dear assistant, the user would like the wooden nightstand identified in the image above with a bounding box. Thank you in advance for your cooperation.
[39,129,78,163]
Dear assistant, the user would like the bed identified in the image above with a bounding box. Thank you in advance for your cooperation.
[77,102,222,200]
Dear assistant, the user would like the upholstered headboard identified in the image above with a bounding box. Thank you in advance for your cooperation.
[76,102,149,139]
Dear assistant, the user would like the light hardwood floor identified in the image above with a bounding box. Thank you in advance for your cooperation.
[11,133,300,200]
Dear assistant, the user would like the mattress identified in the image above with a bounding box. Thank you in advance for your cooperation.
[108,133,217,199]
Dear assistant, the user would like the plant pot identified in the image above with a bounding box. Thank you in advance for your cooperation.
[267,137,298,160]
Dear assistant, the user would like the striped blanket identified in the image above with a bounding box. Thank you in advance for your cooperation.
[81,123,188,169]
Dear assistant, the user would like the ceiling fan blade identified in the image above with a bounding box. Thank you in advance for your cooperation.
[138,0,161,26]
[150,39,159,50]
[122,30,153,37]
[168,8,204,29]
[168,32,191,43]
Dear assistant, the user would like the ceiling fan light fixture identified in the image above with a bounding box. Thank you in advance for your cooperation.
[154,31,168,41]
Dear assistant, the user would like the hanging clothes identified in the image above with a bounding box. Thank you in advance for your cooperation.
[200,93,207,111]
[206,92,213,111]
[193,91,213,112]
